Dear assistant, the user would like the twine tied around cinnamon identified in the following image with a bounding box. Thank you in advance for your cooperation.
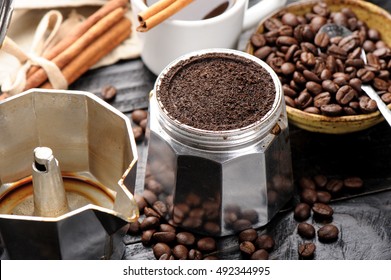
[0,10,80,96]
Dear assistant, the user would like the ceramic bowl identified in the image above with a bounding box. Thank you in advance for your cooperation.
[246,0,391,134]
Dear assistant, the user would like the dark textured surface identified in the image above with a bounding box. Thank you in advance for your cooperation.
[67,0,391,260]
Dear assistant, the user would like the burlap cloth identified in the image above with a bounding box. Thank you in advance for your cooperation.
[0,0,141,95]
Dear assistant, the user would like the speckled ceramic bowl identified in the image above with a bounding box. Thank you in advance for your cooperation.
[246,0,391,134]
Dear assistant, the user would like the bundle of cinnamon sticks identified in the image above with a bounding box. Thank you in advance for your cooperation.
[24,0,131,91]
[137,0,194,32]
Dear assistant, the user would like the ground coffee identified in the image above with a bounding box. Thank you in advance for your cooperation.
[157,52,276,131]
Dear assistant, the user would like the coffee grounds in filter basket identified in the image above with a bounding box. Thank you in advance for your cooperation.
[157,53,276,131]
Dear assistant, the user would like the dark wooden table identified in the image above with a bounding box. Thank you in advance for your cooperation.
[67,0,391,260]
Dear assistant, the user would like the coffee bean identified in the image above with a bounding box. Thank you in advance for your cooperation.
[281,62,295,75]
[314,32,330,48]
[131,109,148,124]
[297,222,316,239]
[296,91,313,109]
[294,203,311,221]
[282,12,299,27]
[241,209,259,224]
[310,16,327,33]
[176,232,196,246]
[304,106,320,114]
[314,92,331,108]
[101,85,117,102]
[317,191,332,204]
[197,237,217,252]
[300,188,318,205]
[254,46,273,60]
[133,126,143,142]
[141,229,156,246]
[240,241,256,256]
[381,92,391,103]
[349,78,362,92]
[276,36,298,47]
[172,244,188,260]
[255,235,275,252]
[153,231,176,243]
[285,96,296,108]
[318,224,339,242]
[357,68,375,83]
[140,216,160,231]
[251,249,269,260]
[159,223,176,233]
[250,33,266,48]
[313,174,328,189]
[298,242,316,259]
[144,206,161,218]
[325,178,344,194]
[153,243,171,259]
[142,189,158,205]
[359,96,377,113]
[303,69,322,83]
[159,253,175,260]
[322,80,339,94]
[306,81,323,95]
[233,219,252,232]
[188,249,203,260]
[264,18,283,31]
[153,200,168,217]
[299,177,316,190]
[343,176,364,189]
[239,229,258,243]
[128,220,141,235]
[134,193,147,213]
[336,85,356,105]
[320,104,343,116]
[312,202,334,219]
[313,2,330,17]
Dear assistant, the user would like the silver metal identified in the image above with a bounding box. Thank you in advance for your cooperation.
[319,23,391,127]
[32,147,70,217]
[0,89,139,259]
[0,0,13,46]
[144,49,294,236]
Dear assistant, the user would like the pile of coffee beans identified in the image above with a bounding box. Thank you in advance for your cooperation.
[293,174,363,259]
[249,1,391,116]
[131,109,148,142]
[238,229,275,260]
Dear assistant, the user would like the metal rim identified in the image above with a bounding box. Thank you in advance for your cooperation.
[0,0,13,46]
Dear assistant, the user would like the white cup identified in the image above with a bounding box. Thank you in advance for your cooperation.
[131,0,287,75]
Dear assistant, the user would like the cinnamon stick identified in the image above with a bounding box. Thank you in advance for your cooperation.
[24,7,126,90]
[137,0,194,32]
[40,17,131,89]
[27,0,128,77]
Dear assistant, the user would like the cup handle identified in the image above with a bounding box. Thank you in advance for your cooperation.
[242,0,287,31]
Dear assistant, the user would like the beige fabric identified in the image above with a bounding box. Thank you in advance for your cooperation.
[0,0,141,95]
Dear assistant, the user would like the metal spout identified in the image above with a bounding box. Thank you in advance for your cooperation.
[32,147,70,217]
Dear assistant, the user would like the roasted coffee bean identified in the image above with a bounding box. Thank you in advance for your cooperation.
[300,52,316,66]
[283,84,297,97]
[255,235,275,252]
[141,229,156,246]
[241,209,259,224]
[285,96,296,108]
[131,109,148,124]
[333,12,348,26]
[368,28,381,41]
[282,12,299,27]
[381,92,391,103]
[276,36,298,47]
[264,18,283,31]
[142,189,158,205]
[357,68,375,83]
[294,203,311,221]
[128,220,141,235]
[285,44,300,61]
[325,178,344,193]
[328,44,347,60]
[300,188,318,205]
[101,85,117,102]
[204,222,221,235]
[320,104,343,116]
[313,2,330,17]
[233,219,253,232]
[359,96,378,113]
[281,62,296,75]
[297,223,316,239]
[293,71,306,84]
[140,216,160,230]
[349,78,362,92]
[159,253,175,260]
[303,69,321,83]
[188,249,203,260]
[314,92,331,107]
[363,40,376,52]
[310,16,327,33]
[139,118,147,132]
[338,35,359,52]
[298,242,316,259]
[304,107,320,114]
[313,174,328,189]
[197,237,217,252]
[314,32,330,48]
[153,231,176,243]
[301,42,318,55]
[312,203,334,219]
[144,206,161,218]
[153,201,168,217]
[318,224,339,243]
[317,191,332,204]
[373,77,389,91]
[299,177,316,190]
[134,193,147,213]
[146,179,163,195]
[343,176,364,189]
[238,229,258,243]
[295,91,313,108]
[172,244,188,260]
[159,223,176,233]
[254,46,273,60]
[240,241,256,256]
[250,33,267,48]
[279,25,293,37]
[153,243,171,259]
[306,81,323,95]
[132,126,143,142]
[336,85,356,105]
[251,249,269,260]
